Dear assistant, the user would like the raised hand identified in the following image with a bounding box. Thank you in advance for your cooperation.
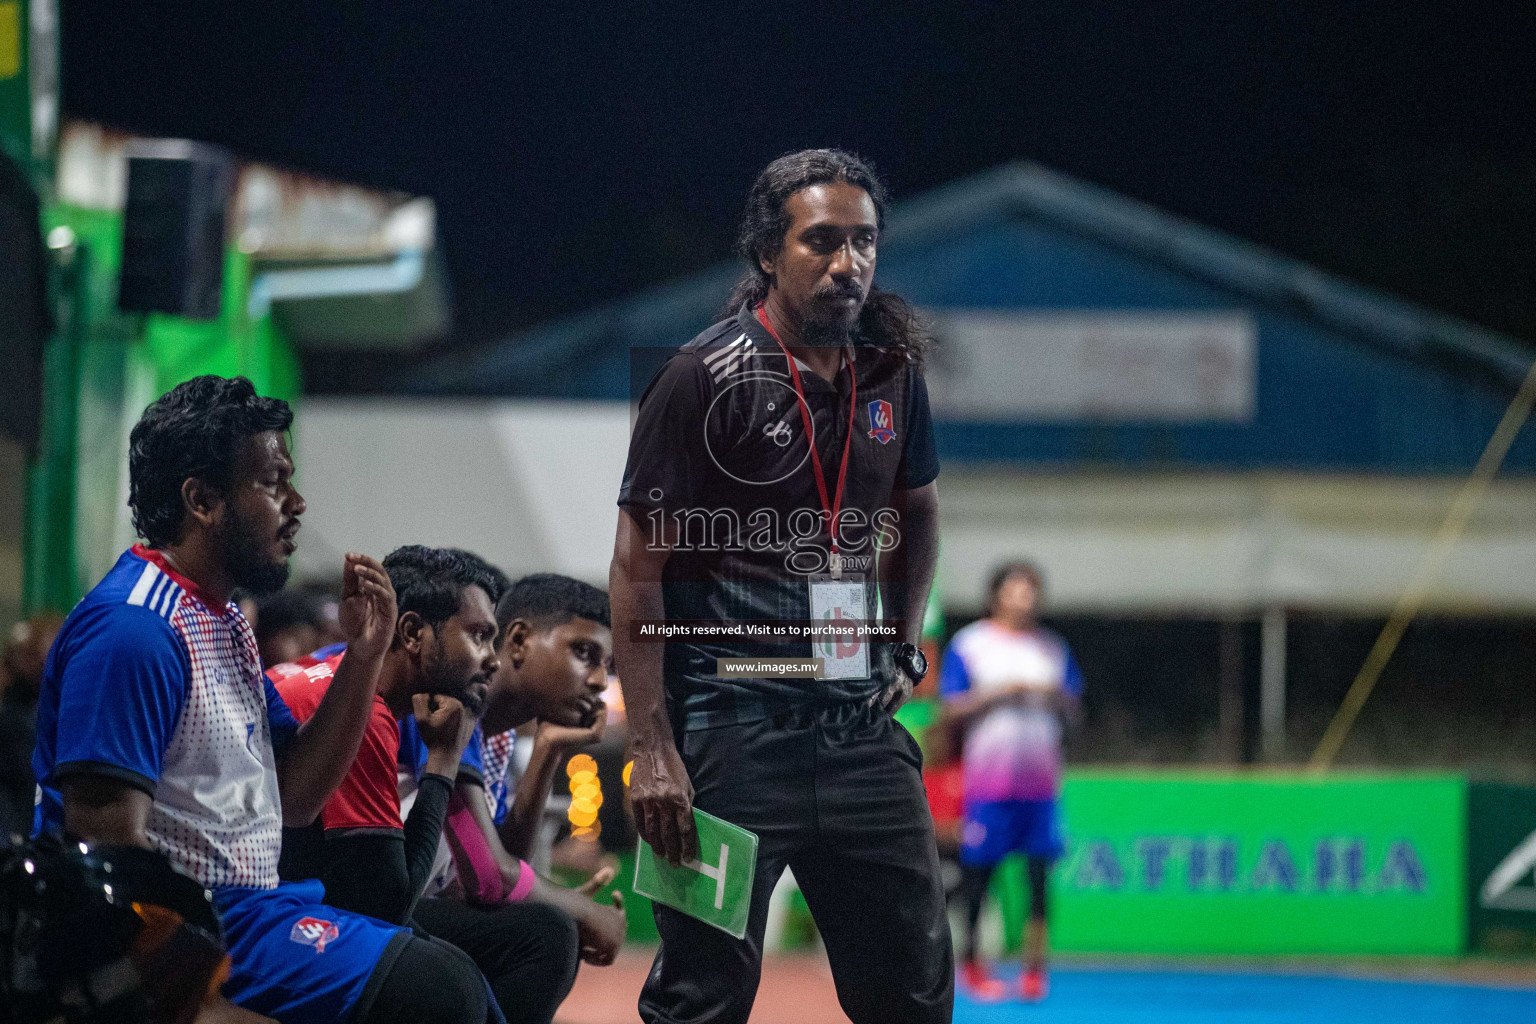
[337,553,396,661]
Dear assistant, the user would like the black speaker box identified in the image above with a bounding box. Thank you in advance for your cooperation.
[118,140,233,319]
[0,150,49,449]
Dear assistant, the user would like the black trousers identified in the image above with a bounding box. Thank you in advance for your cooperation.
[638,700,954,1024]
[412,898,581,1024]
[355,932,489,1024]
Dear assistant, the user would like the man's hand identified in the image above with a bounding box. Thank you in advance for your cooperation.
[337,553,396,661]
[535,700,607,753]
[574,865,626,966]
[276,554,397,826]
[878,667,917,712]
[871,642,917,712]
[414,694,476,776]
[629,736,697,867]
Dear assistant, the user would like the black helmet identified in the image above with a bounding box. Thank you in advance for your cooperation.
[0,837,230,1024]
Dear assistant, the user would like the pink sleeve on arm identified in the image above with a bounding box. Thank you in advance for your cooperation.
[442,789,508,905]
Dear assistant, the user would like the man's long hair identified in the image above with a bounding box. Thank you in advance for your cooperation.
[727,149,931,363]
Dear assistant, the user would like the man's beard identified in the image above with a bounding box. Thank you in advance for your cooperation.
[801,287,864,348]
[421,645,488,717]
[219,509,290,597]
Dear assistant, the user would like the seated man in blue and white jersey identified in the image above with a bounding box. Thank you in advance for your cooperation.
[32,376,492,1024]
[939,561,1083,1004]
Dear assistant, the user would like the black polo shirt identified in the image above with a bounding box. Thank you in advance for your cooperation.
[618,304,939,730]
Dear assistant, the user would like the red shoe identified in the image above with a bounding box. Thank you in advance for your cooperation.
[1020,969,1049,1002]
[959,960,1007,1002]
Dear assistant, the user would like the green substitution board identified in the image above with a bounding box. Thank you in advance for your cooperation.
[634,810,759,939]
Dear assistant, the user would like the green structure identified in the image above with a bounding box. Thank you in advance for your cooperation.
[4,0,306,617]
[0,0,36,172]
[602,769,1488,955]
[25,199,302,614]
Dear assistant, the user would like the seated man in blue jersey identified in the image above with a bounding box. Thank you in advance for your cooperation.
[32,376,493,1024]
[399,573,625,1002]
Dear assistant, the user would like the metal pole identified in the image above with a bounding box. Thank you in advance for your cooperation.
[22,235,84,614]
[1260,606,1286,761]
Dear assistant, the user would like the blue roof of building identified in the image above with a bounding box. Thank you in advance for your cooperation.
[408,162,1536,474]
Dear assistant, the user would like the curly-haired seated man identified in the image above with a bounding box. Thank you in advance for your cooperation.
[31,376,494,1024]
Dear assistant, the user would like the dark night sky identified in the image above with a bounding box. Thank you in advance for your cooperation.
[63,2,1536,389]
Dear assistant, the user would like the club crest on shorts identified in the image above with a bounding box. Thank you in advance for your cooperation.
[867,399,896,445]
[290,916,340,953]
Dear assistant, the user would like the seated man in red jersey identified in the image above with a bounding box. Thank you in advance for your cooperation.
[275,549,591,1024]
[272,545,489,925]
[398,570,624,1024]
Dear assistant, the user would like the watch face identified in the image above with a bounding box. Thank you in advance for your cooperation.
[903,644,928,680]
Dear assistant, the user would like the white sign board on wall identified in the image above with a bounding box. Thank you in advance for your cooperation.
[928,310,1257,422]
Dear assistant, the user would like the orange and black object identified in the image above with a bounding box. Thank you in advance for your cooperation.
[0,837,229,1024]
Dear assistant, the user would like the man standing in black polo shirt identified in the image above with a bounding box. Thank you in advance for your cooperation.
[612,149,951,1024]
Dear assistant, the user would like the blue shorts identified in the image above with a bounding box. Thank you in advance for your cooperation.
[215,880,408,1024]
[960,799,1065,866]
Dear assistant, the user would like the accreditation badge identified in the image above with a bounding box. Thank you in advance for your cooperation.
[808,574,870,680]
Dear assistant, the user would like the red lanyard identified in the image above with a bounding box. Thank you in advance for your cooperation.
[756,305,858,575]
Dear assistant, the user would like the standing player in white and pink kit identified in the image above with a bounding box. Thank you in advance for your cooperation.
[938,561,1083,1003]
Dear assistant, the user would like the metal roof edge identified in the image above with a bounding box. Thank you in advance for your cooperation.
[988,163,1533,389]
[410,161,1533,394]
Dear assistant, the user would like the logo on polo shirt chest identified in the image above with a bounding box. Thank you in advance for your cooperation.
[867,399,896,445]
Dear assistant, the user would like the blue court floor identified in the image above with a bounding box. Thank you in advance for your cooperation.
[955,968,1536,1023]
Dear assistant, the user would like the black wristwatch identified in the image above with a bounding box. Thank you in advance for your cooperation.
[893,642,928,682]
